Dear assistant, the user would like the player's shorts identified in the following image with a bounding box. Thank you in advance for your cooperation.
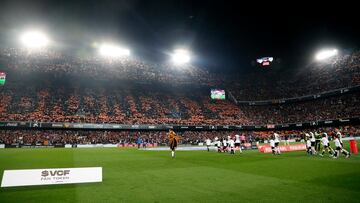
[241,140,245,144]
[235,143,240,147]
[275,142,279,147]
[323,145,329,149]
[170,140,177,151]
[311,142,315,147]
[271,146,275,150]
[336,147,342,150]
[223,146,227,150]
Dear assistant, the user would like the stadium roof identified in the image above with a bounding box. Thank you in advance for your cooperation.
[0,0,359,72]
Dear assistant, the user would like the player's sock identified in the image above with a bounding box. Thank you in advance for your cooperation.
[276,147,280,155]
[311,147,316,155]
[171,151,175,158]
[342,150,350,156]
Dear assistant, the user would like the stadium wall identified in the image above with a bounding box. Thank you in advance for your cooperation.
[0,117,359,131]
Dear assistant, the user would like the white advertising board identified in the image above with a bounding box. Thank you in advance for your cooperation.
[1,167,102,187]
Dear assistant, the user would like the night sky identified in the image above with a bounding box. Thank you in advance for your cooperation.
[0,0,359,72]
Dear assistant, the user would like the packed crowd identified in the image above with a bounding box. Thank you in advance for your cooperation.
[0,48,215,86]
[1,48,360,101]
[0,48,359,126]
[241,92,360,124]
[1,126,359,146]
[1,80,359,125]
[0,82,250,125]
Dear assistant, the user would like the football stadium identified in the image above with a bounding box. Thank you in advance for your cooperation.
[0,1,360,203]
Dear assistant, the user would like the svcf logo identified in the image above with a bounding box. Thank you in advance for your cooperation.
[41,170,70,177]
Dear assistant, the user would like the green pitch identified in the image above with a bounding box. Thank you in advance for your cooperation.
[0,146,360,203]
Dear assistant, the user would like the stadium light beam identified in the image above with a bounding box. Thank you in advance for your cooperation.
[99,44,130,57]
[171,49,191,65]
[315,49,338,61]
[20,31,49,49]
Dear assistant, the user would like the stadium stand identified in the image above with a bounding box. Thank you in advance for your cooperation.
[228,51,360,100]
[0,48,359,130]
[0,82,359,125]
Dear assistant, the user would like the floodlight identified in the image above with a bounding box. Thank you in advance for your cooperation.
[171,49,191,64]
[20,31,49,48]
[315,49,338,60]
[99,44,130,57]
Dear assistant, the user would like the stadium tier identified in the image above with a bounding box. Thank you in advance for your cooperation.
[0,48,359,126]
[228,51,360,101]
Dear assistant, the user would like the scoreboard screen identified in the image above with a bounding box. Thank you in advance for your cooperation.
[0,72,5,85]
[211,89,225,100]
[256,57,273,67]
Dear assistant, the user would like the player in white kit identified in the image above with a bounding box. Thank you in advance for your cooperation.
[205,138,212,152]
[228,137,235,154]
[310,132,317,155]
[336,132,343,146]
[234,134,242,153]
[270,138,276,155]
[320,133,334,157]
[214,137,221,153]
[274,133,281,155]
[306,138,312,155]
[333,134,350,158]
[222,138,228,152]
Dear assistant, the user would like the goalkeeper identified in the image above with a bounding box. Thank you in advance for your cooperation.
[169,129,181,158]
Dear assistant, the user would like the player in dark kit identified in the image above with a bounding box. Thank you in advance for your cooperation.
[169,129,180,158]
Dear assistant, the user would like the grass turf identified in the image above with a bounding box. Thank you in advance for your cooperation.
[0,145,359,203]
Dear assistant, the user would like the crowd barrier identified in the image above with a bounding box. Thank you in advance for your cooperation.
[258,144,307,153]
